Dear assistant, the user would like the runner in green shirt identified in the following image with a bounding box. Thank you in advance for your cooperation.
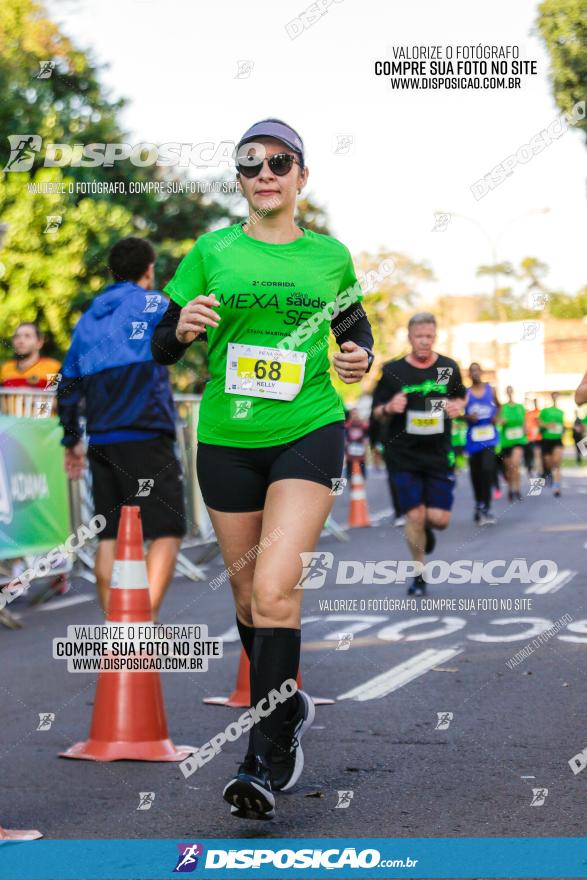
[539,392,565,497]
[152,118,374,820]
[451,416,467,471]
[500,386,528,502]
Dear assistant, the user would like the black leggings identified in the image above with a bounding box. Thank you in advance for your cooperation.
[469,447,496,510]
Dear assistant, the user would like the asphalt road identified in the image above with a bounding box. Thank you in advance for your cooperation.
[2,462,586,845]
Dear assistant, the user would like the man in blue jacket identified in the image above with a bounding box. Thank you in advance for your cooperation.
[57,237,186,618]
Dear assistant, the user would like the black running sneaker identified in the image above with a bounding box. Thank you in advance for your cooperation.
[407,574,426,596]
[424,525,436,554]
[269,690,315,792]
[223,755,275,820]
[479,511,497,525]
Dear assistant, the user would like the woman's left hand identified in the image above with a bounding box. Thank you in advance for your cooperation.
[333,341,369,384]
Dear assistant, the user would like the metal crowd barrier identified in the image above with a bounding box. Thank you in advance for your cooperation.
[0,388,218,615]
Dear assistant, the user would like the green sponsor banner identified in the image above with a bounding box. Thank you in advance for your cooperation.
[0,416,70,559]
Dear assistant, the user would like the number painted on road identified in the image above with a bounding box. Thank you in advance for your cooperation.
[468,617,554,643]
[377,616,466,642]
[217,615,585,645]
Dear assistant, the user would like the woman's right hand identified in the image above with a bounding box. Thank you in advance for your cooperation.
[176,295,221,344]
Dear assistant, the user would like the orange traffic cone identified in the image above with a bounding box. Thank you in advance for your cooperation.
[60,506,193,762]
[347,459,370,528]
[203,647,334,707]
[0,824,42,840]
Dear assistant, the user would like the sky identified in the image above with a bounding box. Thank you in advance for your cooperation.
[49,0,586,301]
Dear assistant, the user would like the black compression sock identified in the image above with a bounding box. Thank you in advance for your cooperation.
[250,627,301,764]
[236,616,254,660]
[236,617,256,761]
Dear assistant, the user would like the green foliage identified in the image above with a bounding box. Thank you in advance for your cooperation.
[475,255,586,321]
[548,286,587,317]
[0,168,133,354]
[329,249,433,402]
[0,0,235,369]
[536,0,587,144]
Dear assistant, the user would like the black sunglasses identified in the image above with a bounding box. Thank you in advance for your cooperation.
[236,151,302,178]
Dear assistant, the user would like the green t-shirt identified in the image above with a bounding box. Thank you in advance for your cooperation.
[500,402,528,447]
[495,423,503,453]
[451,418,467,447]
[539,406,565,441]
[164,223,362,447]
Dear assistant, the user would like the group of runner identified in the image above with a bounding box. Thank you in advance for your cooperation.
[348,361,569,549]
[452,381,566,517]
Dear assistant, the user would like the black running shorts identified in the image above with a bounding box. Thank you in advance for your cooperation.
[540,438,563,456]
[87,435,187,540]
[196,421,345,512]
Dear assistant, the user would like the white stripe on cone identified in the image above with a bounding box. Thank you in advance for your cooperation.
[111,559,150,590]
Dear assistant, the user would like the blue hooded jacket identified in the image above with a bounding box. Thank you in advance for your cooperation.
[58,282,177,447]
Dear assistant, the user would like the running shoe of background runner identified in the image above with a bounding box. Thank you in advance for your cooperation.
[478,509,496,525]
[407,573,426,596]
[269,690,315,791]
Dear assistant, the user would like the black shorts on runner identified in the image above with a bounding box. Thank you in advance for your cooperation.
[500,444,526,460]
[196,421,345,512]
[88,435,187,540]
[540,438,563,456]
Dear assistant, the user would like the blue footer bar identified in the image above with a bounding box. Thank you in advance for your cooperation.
[1,837,586,879]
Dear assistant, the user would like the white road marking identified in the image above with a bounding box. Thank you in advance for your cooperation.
[37,595,94,611]
[525,570,576,595]
[320,507,393,535]
[215,624,239,642]
[337,646,464,701]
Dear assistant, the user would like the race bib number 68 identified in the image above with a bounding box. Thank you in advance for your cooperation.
[225,343,307,401]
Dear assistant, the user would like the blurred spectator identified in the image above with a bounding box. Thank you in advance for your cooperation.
[524,398,541,477]
[345,407,369,480]
[1,323,60,389]
[572,411,585,464]
[57,237,186,619]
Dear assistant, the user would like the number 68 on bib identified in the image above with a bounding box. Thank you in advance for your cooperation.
[225,343,307,402]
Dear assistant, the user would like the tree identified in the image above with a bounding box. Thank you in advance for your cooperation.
[329,249,434,400]
[0,168,134,351]
[536,0,587,145]
[0,0,234,361]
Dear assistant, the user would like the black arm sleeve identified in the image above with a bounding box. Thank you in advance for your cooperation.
[371,369,393,410]
[331,303,374,350]
[151,300,207,366]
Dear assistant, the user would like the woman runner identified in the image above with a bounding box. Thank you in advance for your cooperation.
[539,392,565,497]
[152,118,374,820]
[500,386,528,502]
[464,363,499,525]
